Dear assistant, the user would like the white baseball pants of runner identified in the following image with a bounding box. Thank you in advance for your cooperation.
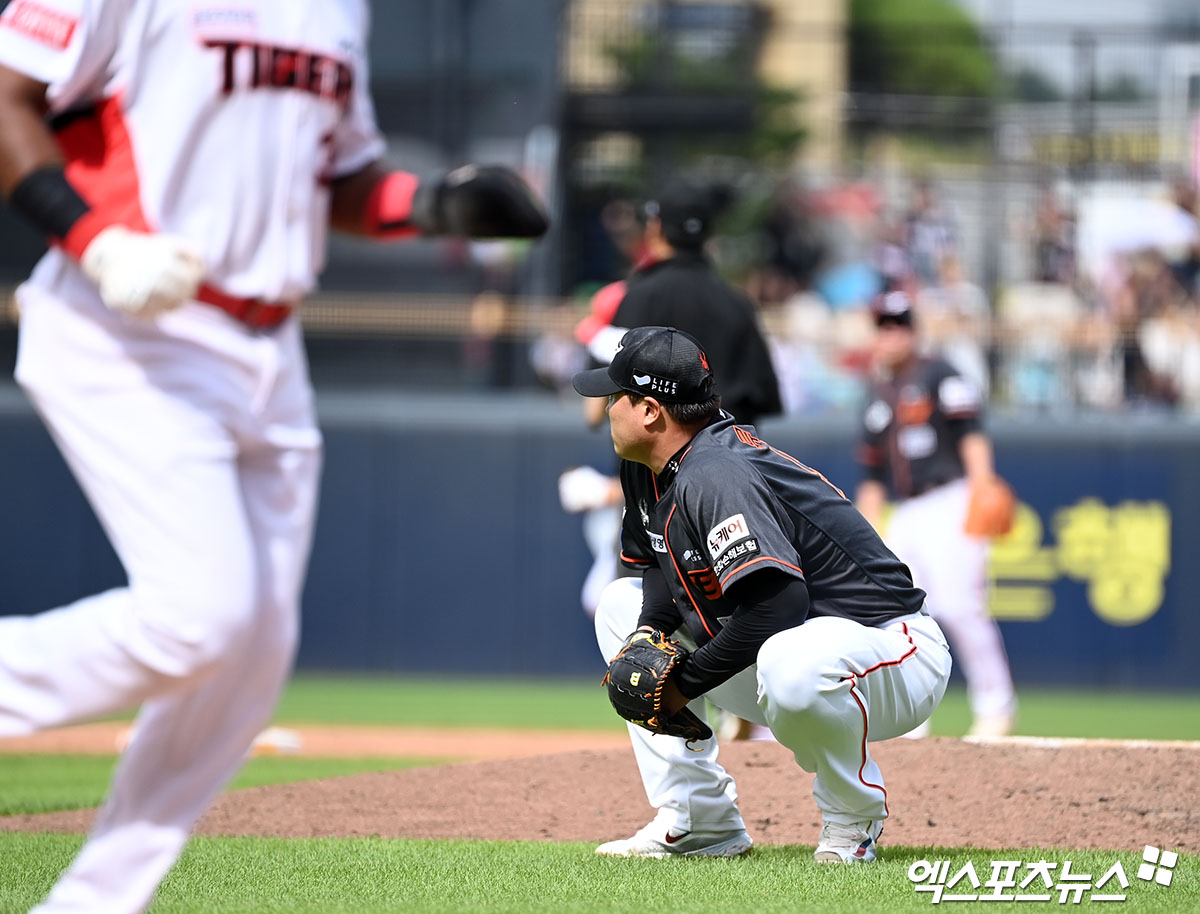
[595,577,952,831]
[886,479,1016,720]
[0,269,321,914]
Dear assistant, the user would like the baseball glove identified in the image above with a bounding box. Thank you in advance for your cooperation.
[414,164,548,238]
[964,476,1016,537]
[602,630,713,744]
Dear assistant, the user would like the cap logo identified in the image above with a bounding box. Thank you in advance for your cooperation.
[699,350,710,371]
[632,374,679,396]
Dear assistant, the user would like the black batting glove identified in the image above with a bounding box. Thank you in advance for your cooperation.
[413,164,549,239]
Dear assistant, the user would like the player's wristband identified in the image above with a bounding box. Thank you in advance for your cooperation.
[363,170,421,239]
[8,166,114,260]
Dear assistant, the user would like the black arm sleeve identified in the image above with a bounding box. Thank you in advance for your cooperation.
[673,569,810,698]
[9,166,90,240]
[637,565,684,634]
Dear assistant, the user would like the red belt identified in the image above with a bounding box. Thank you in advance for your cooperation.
[196,284,294,328]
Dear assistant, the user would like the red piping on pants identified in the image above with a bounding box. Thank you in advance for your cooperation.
[842,622,918,816]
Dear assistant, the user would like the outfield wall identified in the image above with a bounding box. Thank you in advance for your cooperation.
[1,385,1197,688]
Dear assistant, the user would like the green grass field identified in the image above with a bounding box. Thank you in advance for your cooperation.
[0,836,1192,913]
[272,674,1200,740]
[0,676,1195,913]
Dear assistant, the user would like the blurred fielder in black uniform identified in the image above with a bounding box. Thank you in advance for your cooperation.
[855,290,1016,738]
[574,326,951,862]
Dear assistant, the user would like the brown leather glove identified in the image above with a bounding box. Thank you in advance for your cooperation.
[964,476,1016,537]
[602,631,712,745]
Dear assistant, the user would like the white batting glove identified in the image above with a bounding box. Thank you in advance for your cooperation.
[558,465,618,514]
[81,226,205,318]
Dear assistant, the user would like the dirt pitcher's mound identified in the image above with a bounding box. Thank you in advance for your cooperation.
[2,738,1196,852]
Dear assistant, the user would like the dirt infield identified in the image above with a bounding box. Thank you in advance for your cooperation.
[1,726,1196,853]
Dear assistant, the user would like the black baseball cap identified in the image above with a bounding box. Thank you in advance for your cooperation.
[572,326,716,403]
[643,178,725,249]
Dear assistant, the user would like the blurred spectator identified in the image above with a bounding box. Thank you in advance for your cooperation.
[1032,182,1076,285]
[874,214,913,293]
[904,177,958,289]
[756,176,828,304]
[600,197,653,271]
[462,291,520,388]
[994,282,1085,411]
[916,254,991,397]
[1119,251,1191,409]
[1167,176,1200,298]
[770,290,871,415]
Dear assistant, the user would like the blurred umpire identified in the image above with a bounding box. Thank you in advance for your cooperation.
[854,290,1017,738]
[578,177,782,428]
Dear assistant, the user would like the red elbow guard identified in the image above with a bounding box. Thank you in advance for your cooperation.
[363,171,421,239]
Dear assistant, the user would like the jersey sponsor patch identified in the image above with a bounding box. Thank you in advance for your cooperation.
[897,424,937,459]
[707,513,751,561]
[864,399,892,434]
[1,0,78,50]
[938,375,981,415]
[712,537,760,576]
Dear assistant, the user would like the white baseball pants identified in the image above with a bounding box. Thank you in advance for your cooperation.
[886,479,1016,719]
[0,272,321,914]
[595,577,952,830]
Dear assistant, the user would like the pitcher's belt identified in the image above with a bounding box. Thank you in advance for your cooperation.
[196,284,294,328]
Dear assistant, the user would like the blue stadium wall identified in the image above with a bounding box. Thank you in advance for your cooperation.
[2,386,1197,687]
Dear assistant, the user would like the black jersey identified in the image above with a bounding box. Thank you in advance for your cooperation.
[613,252,782,426]
[619,414,926,653]
[858,356,983,500]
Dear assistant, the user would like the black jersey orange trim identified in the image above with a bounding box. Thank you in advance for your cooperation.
[718,555,804,588]
[896,395,933,425]
[734,426,767,448]
[769,446,848,500]
[734,424,848,500]
[663,502,716,639]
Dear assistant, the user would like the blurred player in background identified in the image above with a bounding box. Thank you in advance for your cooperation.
[855,290,1016,738]
[580,177,782,428]
[0,2,546,911]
